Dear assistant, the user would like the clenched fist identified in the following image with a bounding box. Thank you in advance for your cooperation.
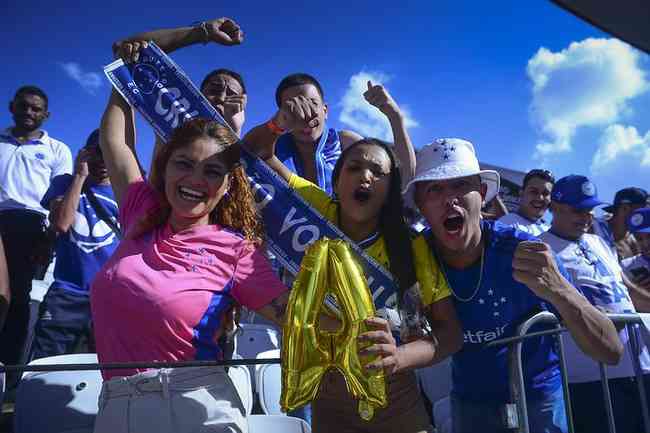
[512,241,570,302]
[203,18,244,46]
[364,81,400,118]
[272,95,321,132]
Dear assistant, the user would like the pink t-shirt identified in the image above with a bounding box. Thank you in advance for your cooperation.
[90,181,287,380]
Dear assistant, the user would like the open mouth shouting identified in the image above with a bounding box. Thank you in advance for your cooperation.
[353,187,372,204]
[443,212,465,236]
[178,186,207,202]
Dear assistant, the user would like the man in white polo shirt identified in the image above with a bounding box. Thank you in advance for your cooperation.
[0,85,72,368]
[540,175,650,433]
[498,169,554,237]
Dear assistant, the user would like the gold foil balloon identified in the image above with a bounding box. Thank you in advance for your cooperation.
[281,238,387,420]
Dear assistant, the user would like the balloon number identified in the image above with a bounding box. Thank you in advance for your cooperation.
[281,239,388,420]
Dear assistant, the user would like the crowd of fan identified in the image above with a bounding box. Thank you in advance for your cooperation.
[1,16,649,433]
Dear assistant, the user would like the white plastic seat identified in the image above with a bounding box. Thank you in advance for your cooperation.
[227,363,254,416]
[255,350,283,415]
[254,349,280,384]
[15,353,102,433]
[234,324,280,391]
[257,364,283,415]
[247,414,311,433]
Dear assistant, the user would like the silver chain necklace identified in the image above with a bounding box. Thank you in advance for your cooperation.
[439,246,485,303]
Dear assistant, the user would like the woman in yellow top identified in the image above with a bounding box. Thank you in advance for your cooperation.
[245,128,463,432]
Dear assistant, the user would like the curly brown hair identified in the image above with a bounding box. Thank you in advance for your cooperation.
[131,118,264,244]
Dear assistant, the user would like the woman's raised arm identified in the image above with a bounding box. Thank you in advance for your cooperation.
[99,90,142,207]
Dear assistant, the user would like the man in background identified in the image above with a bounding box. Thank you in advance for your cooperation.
[243,73,364,195]
[0,85,72,368]
[497,168,554,236]
[593,187,648,260]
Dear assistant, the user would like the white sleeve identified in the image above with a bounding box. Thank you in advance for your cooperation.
[52,141,73,177]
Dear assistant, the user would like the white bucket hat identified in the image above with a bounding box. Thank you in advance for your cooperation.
[402,138,500,209]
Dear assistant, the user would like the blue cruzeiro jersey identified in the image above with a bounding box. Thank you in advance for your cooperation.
[41,174,120,295]
[430,220,572,402]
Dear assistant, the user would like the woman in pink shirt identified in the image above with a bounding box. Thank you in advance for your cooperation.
[91,40,290,433]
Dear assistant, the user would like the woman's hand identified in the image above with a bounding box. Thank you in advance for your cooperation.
[359,316,402,375]
[112,40,149,63]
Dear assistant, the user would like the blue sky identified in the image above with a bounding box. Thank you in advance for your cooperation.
[2,0,649,204]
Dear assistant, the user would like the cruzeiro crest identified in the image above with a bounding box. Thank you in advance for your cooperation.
[581,181,596,197]
[132,63,163,95]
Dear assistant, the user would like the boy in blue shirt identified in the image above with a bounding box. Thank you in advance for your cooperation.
[31,130,120,359]
[403,138,622,433]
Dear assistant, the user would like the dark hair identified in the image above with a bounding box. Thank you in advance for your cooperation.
[275,73,324,107]
[133,118,263,243]
[85,129,100,149]
[200,69,247,94]
[332,138,416,305]
[14,85,49,108]
[523,169,555,189]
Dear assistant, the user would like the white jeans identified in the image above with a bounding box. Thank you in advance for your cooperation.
[93,366,248,433]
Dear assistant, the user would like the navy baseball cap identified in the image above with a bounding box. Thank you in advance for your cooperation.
[551,175,606,210]
[627,208,650,234]
[603,187,648,214]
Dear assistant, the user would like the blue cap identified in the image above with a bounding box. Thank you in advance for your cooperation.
[551,175,605,210]
[627,208,650,233]
[603,187,648,213]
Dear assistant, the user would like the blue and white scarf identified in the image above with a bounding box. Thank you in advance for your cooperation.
[276,127,341,196]
[103,42,402,315]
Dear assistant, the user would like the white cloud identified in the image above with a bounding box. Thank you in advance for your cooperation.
[58,62,103,94]
[591,124,650,172]
[338,71,418,141]
[527,38,648,156]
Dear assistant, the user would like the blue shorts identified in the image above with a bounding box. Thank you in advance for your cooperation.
[31,285,92,360]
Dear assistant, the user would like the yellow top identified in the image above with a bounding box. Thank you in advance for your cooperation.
[288,173,450,306]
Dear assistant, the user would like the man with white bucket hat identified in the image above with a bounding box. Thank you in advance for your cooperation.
[403,138,622,433]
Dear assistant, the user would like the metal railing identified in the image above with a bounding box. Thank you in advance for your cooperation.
[1,312,648,433]
[487,311,650,433]
[0,357,281,374]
